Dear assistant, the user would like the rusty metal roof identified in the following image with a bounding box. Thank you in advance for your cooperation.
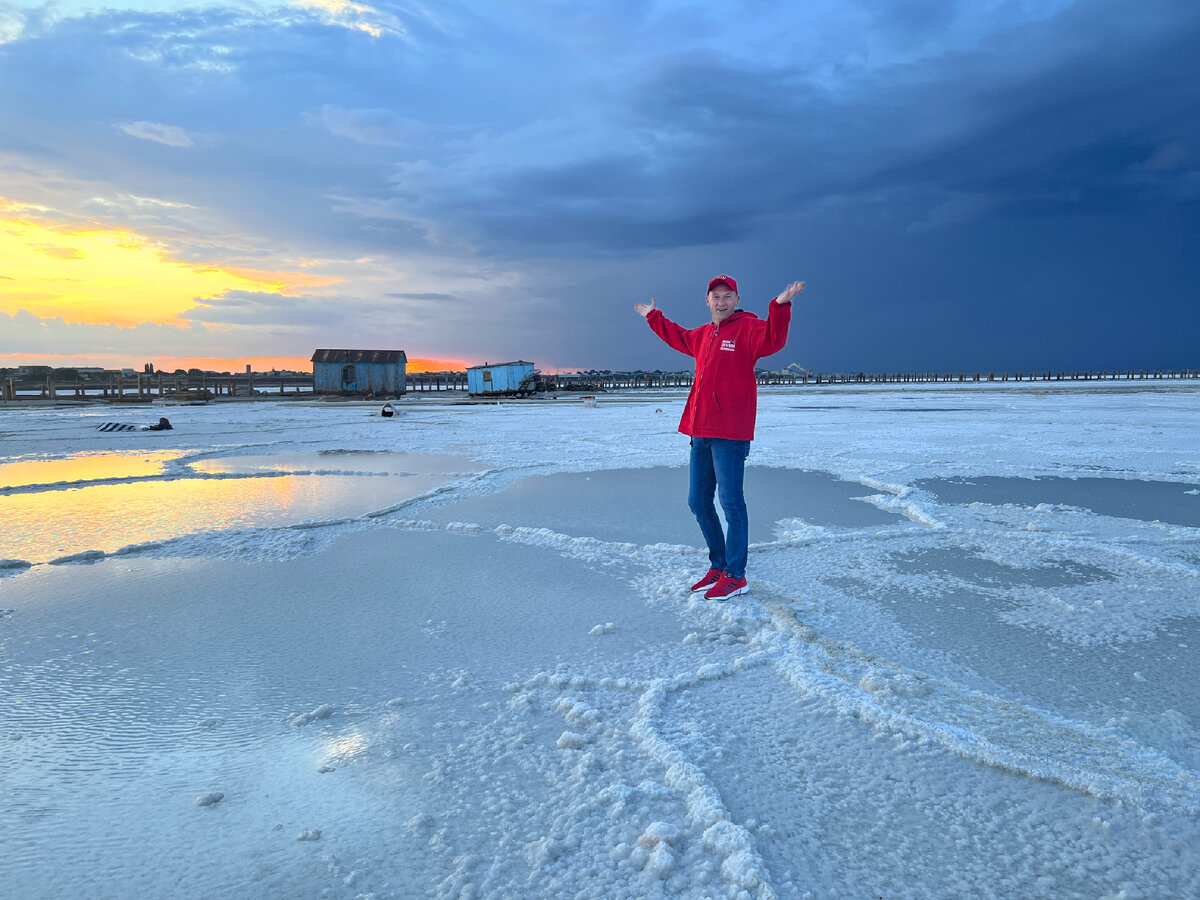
[311,349,408,364]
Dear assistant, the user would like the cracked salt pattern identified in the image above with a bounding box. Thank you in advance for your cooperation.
[1,384,1198,898]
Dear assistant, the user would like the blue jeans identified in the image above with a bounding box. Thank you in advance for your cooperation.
[688,437,750,579]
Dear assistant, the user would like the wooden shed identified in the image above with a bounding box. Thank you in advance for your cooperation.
[467,361,535,396]
[311,349,407,396]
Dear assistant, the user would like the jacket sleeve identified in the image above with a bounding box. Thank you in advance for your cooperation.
[646,308,697,358]
[752,299,792,360]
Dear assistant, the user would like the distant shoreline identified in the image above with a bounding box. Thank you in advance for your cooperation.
[3,375,1200,411]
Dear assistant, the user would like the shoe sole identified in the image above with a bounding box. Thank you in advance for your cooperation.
[691,583,719,593]
[706,585,749,601]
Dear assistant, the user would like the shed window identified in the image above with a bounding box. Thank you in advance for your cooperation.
[342,365,357,384]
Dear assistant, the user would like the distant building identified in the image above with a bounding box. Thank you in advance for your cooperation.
[311,349,407,396]
[467,361,535,396]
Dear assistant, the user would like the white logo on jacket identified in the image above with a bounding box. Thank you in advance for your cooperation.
[720,339,736,351]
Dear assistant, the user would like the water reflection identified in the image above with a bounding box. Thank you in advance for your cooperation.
[323,731,370,762]
[0,451,179,489]
[190,450,481,476]
[0,468,461,562]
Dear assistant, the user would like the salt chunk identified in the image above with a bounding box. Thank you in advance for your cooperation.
[637,821,682,848]
[556,731,587,749]
[297,829,321,841]
[290,704,333,726]
[195,792,224,807]
[589,622,616,636]
[406,813,433,833]
[721,849,761,890]
[645,842,674,876]
[703,820,752,855]
[526,837,564,866]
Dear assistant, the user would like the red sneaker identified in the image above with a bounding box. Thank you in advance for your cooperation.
[704,574,748,601]
[690,568,724,593]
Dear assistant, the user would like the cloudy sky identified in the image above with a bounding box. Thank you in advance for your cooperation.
[1,0,1196,373]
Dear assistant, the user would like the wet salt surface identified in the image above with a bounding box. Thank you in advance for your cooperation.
[1,388,1198,898]
[830,551,1200,731]
[420,466,899,546]
[2,527,686,898]
[918,475,1200,527]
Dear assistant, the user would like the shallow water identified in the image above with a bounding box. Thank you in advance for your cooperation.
[0,450,486,563]
[420,466,900,546]
[917,475,1200,527]
[0,449,180,488]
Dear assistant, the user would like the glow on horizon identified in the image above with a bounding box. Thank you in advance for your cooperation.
[0,353,475,373]
[0,207,336,326]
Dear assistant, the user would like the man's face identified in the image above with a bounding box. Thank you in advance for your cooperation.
[707,287,739,325]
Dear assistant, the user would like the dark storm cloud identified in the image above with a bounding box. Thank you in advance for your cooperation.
[412,2,1200,252]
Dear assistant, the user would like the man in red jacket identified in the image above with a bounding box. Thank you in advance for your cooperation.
[636,275,805,600]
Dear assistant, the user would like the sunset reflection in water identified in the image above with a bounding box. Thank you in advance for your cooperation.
[0,451,180,489]
[0,466,460,563]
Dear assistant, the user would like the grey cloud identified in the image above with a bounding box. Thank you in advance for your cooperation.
[353,2,1200,256]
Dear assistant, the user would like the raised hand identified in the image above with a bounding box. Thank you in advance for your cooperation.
[774,281,806,305]
[634,298,657,318]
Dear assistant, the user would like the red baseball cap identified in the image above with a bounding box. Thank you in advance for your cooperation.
[707,274,738,293]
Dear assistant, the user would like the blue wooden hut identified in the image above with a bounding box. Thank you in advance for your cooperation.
[311,349,407,396]
[467,361,535,396]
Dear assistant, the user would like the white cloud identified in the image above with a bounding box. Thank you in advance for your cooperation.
[289,0,405,39]
[117,121,195,148]
[0,8,24,44]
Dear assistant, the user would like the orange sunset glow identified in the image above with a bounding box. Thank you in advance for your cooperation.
[0,352,474,373]
[0,204,337,326]
[157,356,474,373]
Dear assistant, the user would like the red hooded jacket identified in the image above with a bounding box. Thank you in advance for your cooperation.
[646,300,791,441]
